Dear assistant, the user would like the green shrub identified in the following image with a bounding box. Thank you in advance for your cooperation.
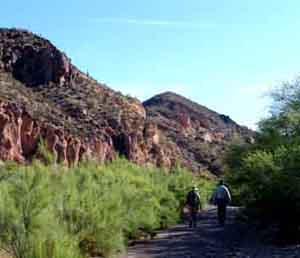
[0,158,214,258]
[226,146,300,241]
[225,77,300,242]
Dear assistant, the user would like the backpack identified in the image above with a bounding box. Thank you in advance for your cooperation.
[186,191,200,207]
[214,186,231,205]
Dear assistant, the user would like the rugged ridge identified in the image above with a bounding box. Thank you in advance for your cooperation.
[0,28,252,174]
[144,92,253,173]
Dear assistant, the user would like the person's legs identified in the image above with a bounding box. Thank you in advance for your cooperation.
[217,204,222,225]
[191,208,198,228]
[217,200,226,226]
[189,216,193,228]
[223,205,227,224]
[220,205,225,225]
[188,208,193,228]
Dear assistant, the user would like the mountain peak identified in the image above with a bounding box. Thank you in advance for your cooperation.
[146,91,189,101]
[144,89,253,173]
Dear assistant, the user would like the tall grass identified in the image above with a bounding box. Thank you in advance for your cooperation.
[0,159,214,258]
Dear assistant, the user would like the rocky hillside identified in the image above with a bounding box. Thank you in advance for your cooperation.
[0,28,252,174]
[0,28,174,167]
[144,92,253,173]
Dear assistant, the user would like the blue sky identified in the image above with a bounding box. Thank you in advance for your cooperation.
[2,0,300,129]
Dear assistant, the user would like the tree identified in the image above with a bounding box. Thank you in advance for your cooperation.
[226,75,300,242]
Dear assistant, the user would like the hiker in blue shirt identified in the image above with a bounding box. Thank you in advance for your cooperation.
[211,180,231,226]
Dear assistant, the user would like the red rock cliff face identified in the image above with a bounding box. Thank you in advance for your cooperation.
[0,28,178,168]
[0,28,253,174]
[0,101,116,165]
[0,98,177,167]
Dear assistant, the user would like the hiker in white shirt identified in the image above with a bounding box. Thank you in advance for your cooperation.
[185,186,202,228]
[211,180,231,226]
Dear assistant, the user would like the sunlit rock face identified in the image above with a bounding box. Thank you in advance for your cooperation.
[0,28,253,174]
[143,92,254,174]
[0,101,116,165]
[0,28,176,168]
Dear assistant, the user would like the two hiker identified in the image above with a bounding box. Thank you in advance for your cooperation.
[185,180,231,227]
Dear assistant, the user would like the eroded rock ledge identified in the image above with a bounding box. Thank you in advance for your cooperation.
[0,100,177,168]
[0,101,115,165]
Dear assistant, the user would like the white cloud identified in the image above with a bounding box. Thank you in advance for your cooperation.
[89,18,215,28]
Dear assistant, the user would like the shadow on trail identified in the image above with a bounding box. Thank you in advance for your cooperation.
[126,207,244,258]
[123,207,300,258]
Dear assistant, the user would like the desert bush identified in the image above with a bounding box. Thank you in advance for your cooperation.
[0,158,214,258]
[0,164,83,258]
[225,76,300,242]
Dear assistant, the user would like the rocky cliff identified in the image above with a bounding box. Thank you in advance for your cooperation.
[0,28,252,174]
[144,92,254,173]
[0,28,175,168]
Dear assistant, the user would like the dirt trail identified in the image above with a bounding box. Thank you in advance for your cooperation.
[122,207,300,258]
